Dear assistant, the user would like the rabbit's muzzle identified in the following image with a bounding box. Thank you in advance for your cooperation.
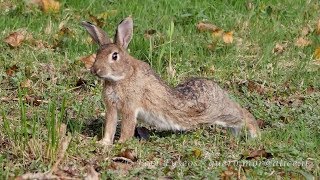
[90,66,101,76]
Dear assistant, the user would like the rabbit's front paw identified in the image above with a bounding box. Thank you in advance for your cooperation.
[98,139,113,146]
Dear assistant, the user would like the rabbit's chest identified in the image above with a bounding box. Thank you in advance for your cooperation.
[103,85,137,105]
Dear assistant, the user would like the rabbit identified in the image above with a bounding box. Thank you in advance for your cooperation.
[81,16,260,145]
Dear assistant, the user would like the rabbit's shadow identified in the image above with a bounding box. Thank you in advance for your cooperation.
[80,117,185,140]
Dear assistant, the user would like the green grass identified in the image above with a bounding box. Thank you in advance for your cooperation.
[1,0,320,179]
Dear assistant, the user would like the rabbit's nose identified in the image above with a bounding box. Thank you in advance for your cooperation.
[91,67,101,75]
[90,67,97,74]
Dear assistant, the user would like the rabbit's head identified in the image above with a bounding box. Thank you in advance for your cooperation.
[82,17,133,81]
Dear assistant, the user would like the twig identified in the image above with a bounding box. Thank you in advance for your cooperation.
[49,124,71,174]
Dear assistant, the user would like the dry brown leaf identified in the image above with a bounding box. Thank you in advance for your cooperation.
[41,0,60,12]
[80,54,96,70]
[222,31,233,44]
[20,79,32,88]
[316,19,320,35]
[117,149,137,162]
[31,39,49,49]
[220,166,237,180]
[4,31,26,47]
[89,14,105,28]
[247,80,265,95]
[245,148,273,160]
[295,37,311,47]
[256,119,267,129]
[6,65,18,76]
[314,47,320,60]
[196,22,219,32]
[272,42,287,54]
[25,95,44,106]
[212,28,223,38]
[108,161,133,172]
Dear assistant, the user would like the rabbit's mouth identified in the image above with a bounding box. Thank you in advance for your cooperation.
[99,73,125,81]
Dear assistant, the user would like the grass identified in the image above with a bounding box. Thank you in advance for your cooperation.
[1,0,320,179]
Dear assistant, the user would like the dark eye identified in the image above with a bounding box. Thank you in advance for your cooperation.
[112,52,118,61]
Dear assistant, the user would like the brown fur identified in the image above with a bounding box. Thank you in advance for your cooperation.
[82,17,260,145]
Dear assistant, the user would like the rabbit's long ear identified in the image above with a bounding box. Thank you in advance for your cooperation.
[115,17,133,49]
[81,21,111,46]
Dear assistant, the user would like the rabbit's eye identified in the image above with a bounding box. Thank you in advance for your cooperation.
[112,52,118,61]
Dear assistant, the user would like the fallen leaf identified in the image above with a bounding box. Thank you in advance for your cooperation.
[316,19,320,35]
[117,149,137,162]
[220,166,237,180]
[80,54,96,70]
[25,95,43,106]
[196,22,219,32]
[295,37,311,47]
[20,79,32,88]
[41,0,60,13]
[111,157,134,164]
[222,31,233,44]
[4,31,26,47]
[247,80,265,94]
[6,65,18,76]
[212,28,223,38]
[314,47,320,60]
[108,161,133,172]
[272,42,287,54]
[256,119,267,129]
[135,126,150,140]
[30,39,49,49]
[89,14,105,28]
[306,86,318,94]
[245,148,273,160]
